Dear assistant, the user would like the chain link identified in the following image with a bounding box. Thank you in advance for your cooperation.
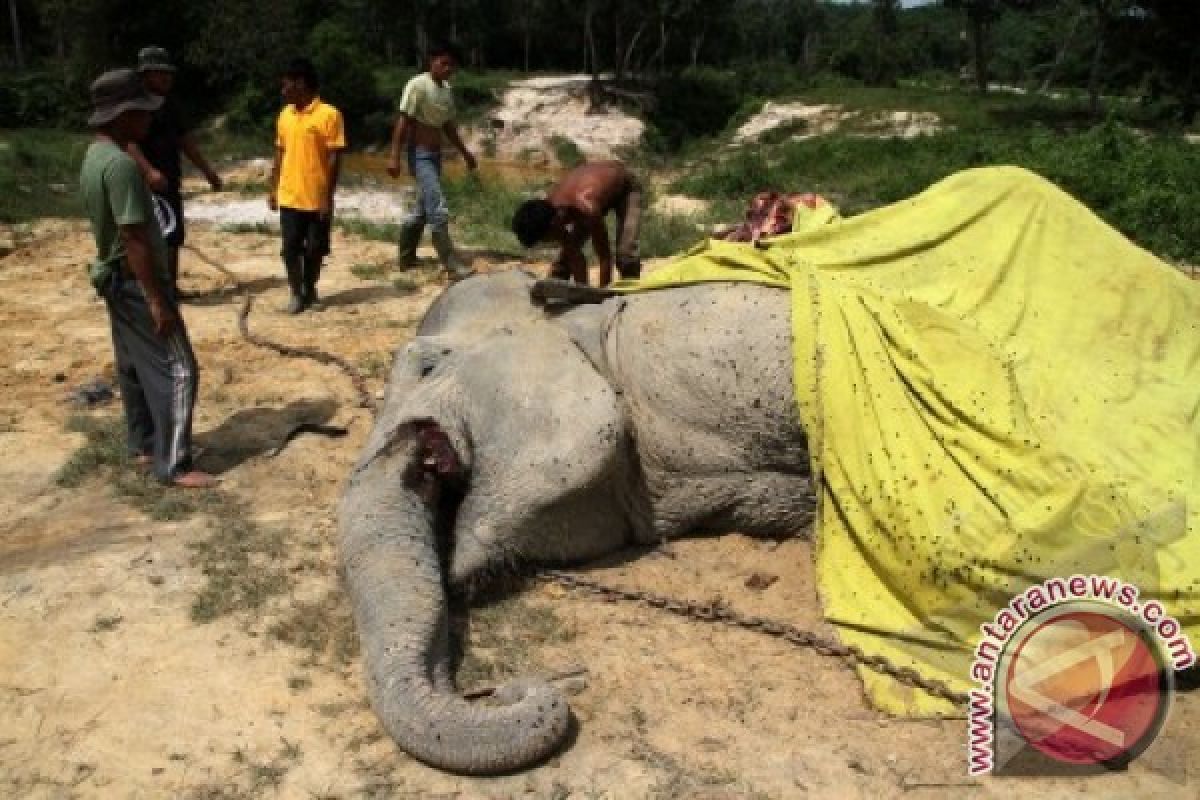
[539,569,968,707]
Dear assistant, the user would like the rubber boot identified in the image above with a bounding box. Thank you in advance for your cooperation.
[284,255,306,313]
[397,220,424,270]
[431,228,474,281]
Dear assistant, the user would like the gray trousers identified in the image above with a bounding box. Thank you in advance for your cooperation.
[105,275,199,482]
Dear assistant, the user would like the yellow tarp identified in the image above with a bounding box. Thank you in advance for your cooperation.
[616,166,1200,714]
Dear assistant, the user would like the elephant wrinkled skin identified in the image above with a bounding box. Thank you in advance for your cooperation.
[339,270,816,774]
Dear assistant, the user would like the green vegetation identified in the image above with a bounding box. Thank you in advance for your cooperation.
[442,173,532,254]
[548,135,586,169]
[0,129,88,223]
[675,94,1200,264]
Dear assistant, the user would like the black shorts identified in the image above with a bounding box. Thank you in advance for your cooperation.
[280,207,332,261]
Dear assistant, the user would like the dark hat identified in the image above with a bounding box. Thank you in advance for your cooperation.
[137,45,176,74]
[88,68,163,127]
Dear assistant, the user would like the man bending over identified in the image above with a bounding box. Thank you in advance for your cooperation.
[511,161,642,286]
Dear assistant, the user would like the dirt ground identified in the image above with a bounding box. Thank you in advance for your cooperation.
[1,212,1197,800]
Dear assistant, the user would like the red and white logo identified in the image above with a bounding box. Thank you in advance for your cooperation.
[1002,604,1171,767]
[967,578,1193,776]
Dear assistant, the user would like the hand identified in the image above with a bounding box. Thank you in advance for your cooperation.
[464,151,478,172]
[206,171,224,192]
[147,168,168,194]
[267,191,278,212]
[319,195,335,219]
[386,159,402,179]
[148,296,178,337]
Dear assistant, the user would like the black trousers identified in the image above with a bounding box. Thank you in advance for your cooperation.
[279,207,331,297]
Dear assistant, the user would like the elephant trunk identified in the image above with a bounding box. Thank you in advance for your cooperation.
[339,438,570,774]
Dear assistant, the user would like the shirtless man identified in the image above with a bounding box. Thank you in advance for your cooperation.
[385,43,476,279]
[511,161,643,287]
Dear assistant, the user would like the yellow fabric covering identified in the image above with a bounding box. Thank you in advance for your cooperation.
[615,167,1200,714]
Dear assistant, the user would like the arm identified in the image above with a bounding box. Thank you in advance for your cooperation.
[127,143,168,193]
[387,115,410,178]
[180,133,222,190]
[443,122,477,171]
[588,216,613,286]
[321,150,342,218]
[267,145,283,211]
[119,223,175,335]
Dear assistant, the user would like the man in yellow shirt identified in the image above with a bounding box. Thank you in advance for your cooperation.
[386,43,476,280]
[268,58,345,313]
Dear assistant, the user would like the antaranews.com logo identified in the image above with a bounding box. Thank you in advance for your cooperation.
[967,575,1195,777]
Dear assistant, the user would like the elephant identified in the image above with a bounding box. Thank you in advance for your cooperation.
[338,269,817,775]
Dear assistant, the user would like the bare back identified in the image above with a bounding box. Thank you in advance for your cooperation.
[547,161,632,219]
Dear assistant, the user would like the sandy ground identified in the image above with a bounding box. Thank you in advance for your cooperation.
[732,103,943,145]
[1,214,1197,800]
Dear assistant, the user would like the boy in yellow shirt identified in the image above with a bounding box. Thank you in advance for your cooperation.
[268,58,345,313]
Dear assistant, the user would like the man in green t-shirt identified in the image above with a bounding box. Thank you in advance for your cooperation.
[386,42,477,279]
[79,69,215,488]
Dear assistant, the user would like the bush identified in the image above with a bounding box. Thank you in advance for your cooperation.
[548,135,584,168]
[308,20,389,147]
[646,68,744,152]
[225,82,276,137]
[0,71,84,128]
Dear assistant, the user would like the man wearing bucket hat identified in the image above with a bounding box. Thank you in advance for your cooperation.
[127,46,223,296]
[80,68,216,489]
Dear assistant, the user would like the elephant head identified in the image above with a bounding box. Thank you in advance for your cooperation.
[338,271,634,773]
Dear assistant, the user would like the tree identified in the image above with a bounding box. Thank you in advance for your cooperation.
[8,0,24,69]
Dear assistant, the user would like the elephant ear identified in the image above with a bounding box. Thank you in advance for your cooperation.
[352,335,457,477]
[355,271,553,476]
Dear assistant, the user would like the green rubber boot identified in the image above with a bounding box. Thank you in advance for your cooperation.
[431,228,474,281]
[397,220,424,270]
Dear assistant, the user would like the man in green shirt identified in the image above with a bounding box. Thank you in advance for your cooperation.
[80,69,215,488]
[386,42,477,279]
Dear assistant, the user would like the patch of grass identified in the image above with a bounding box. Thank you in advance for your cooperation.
[269,590,360,668]
[56,414,128,488]
[442,173,535,253]
[456,593,575,689]
[228,180,269,196]
[336,217,399,243]
[548,135,585,169]
[55,415,292,621]
[189,504,290,623]
[187,741,303,800]
[90,614,124,633]
[350,262,389,281]
[287,674,312,692]
[55,416,220,522]
[219,221,273,235]
[392,274,418,293]
[356,351,392,381]
[639,211,711,260]
[0,128,89,223]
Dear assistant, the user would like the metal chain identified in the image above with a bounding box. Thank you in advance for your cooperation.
[183,243,376,411]
[539,569,969,707]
